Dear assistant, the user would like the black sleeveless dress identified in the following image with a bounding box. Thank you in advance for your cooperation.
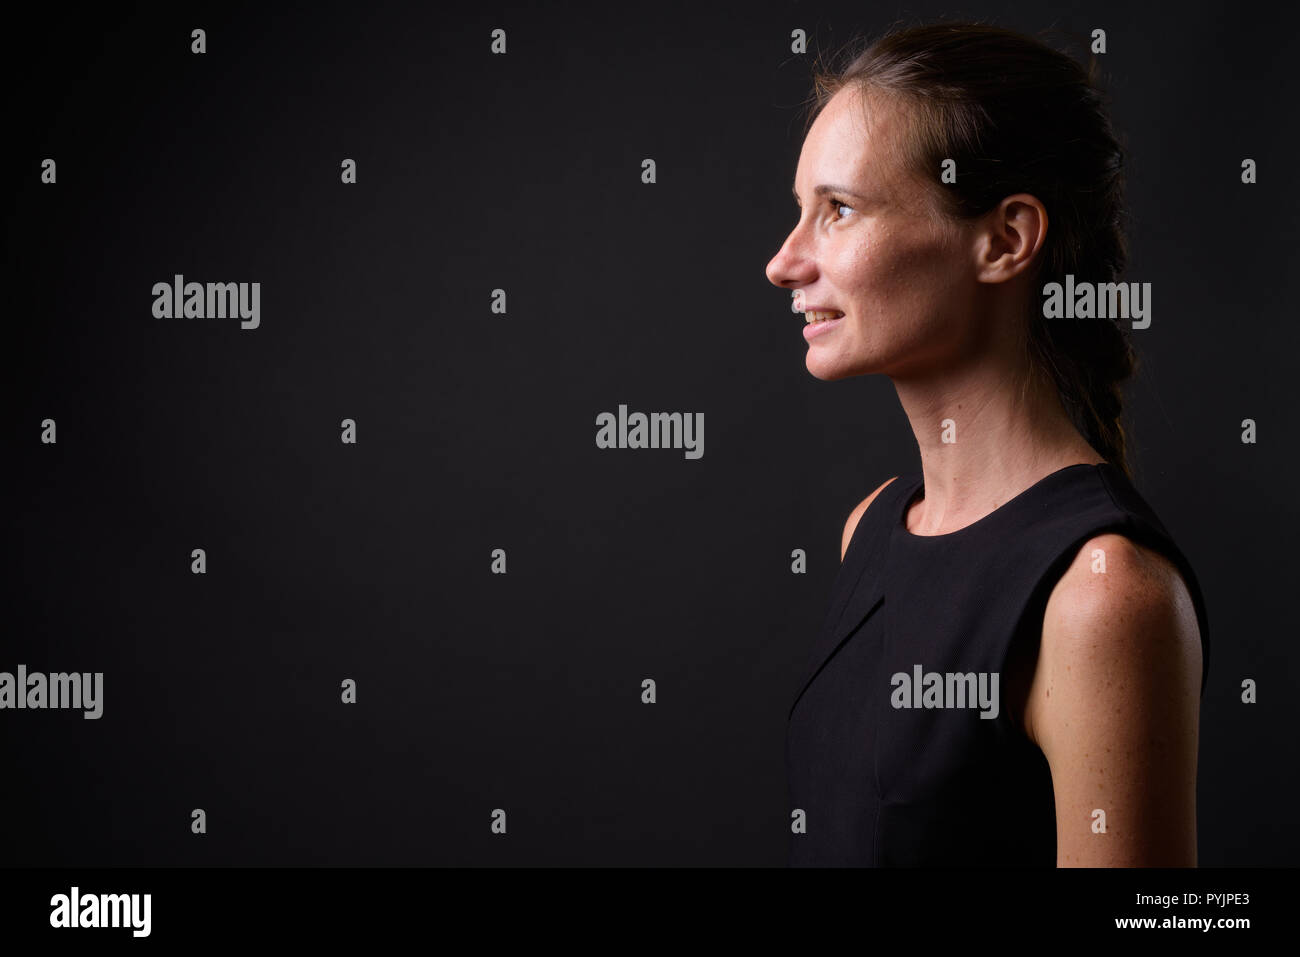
[785,462,1211,867]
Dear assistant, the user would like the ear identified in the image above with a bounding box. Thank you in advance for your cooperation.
[973,193,1048,284]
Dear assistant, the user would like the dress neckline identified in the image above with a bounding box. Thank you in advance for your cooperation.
[894,462,1111,542]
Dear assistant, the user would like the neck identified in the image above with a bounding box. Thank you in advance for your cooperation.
[892,352,1105,536]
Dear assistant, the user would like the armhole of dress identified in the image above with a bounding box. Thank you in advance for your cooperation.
[843,475,903,562]
[1008,514,1212,733]
[1104,518,1212,698]
[1092,469,1211,696]
[998,515,1154,744]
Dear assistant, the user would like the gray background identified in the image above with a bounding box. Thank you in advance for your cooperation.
[5,0,1298,865]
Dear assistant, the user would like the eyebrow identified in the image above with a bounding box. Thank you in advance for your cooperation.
[792,183,870,204]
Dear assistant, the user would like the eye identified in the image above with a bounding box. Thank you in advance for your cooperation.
[828,197,855,221]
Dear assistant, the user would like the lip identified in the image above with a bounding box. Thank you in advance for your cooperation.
[802,314,844,341]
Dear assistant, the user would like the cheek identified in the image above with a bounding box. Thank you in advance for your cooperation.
[840,228,962,319]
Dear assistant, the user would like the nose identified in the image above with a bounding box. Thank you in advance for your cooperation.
[765,226,816,292]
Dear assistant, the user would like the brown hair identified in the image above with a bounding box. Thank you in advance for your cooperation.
[806,21,1138,479]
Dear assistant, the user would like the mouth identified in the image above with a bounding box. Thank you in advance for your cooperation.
[802,311,844,341]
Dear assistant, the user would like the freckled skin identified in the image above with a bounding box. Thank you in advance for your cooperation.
[765,87,982,383]
[1022,533,1203,866]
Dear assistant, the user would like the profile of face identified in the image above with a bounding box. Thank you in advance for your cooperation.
[766,86,995,382]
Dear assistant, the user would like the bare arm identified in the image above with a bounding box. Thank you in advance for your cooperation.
[1025,533,1203,866]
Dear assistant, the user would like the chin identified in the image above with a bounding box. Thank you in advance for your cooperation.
[805,356,858,381]
[806,344,882,381]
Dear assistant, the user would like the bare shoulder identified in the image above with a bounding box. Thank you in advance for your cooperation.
[1037,533,1201,675]
[1028,533,1202,738]
[841,476,900,562]
[1023,532,1204,865]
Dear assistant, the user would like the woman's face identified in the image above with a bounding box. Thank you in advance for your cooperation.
[766,86,981,381]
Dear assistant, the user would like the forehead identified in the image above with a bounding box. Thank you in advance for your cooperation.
[795,86,912,197]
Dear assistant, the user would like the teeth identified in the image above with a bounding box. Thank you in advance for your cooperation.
[805,310,844,324]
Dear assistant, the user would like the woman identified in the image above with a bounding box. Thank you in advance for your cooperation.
[766,22,1210,867]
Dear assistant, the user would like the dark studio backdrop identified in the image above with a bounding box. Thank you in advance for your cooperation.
[5,0,1298,868]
